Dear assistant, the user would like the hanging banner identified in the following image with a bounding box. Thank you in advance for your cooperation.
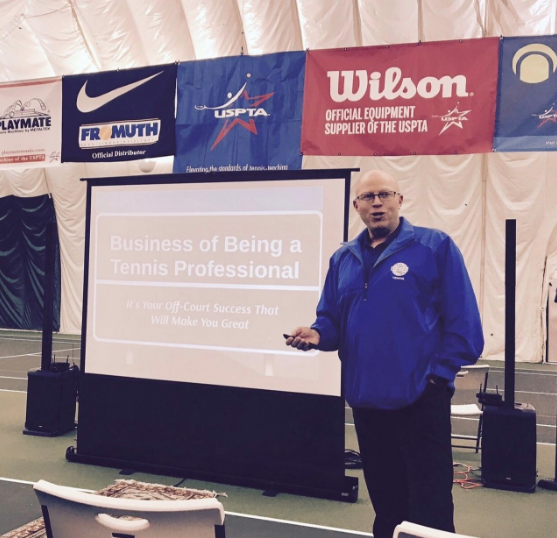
[494,36,557,151]
[0,77,62,168]
[301,38,499,156]
[62,64,177,162]
[174,52,305,173]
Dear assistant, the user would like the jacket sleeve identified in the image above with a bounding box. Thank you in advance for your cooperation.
[430,236,485,382]
[310,255,341,351]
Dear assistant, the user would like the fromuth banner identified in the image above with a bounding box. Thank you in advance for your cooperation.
[62,64,177,163]
[0,77,62,168]
[301,38,499,156]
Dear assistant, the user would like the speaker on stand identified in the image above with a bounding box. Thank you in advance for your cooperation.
[23,198,78,437]
[481,219,537,492]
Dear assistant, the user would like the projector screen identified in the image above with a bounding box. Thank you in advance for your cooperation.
[83,173,348,396]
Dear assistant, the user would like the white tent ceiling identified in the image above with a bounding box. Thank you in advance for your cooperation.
[1,0,557,363]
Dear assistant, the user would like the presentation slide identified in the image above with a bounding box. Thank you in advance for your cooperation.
[84,176,346,396]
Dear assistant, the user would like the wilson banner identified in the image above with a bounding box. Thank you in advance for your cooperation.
[61,64,177,163]
[0,77,62,168]
[174,52,305,173]
[494,36,557,151]
[301,38,499,156]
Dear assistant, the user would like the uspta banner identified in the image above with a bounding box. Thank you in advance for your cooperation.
[301,39,499,156]
[495,36,557,151]
[174,52,305,173]
[0,77,62,168]
[62,64,177,162]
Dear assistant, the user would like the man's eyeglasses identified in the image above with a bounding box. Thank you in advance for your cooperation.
[355,191,399,203]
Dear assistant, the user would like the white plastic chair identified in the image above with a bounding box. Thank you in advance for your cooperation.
[393,521,480,538]
[34,479,225,538]
[450,365,490,452]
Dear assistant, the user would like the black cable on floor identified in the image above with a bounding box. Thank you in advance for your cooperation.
[345,449,362,469]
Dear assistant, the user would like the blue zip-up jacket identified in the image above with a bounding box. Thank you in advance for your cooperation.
[311,218,484,410]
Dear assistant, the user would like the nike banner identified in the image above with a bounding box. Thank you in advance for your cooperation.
[494,36,557,151]
[174,52,305,173]
[301,38,499,156]
[61,64,177,163]
[0,77,62,169]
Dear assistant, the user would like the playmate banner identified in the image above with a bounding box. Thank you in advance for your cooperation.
[494,36,557,151]
[174,52,305,173]
[62,64,177,163]
[301,38,499,156]
[0,77,62,169]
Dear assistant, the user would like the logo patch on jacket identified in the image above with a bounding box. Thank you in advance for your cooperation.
[391,262,409,280]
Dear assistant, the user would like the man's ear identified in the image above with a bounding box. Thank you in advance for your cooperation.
[399,194,404,207]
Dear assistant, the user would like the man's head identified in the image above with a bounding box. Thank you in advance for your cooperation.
[353,170,403,238]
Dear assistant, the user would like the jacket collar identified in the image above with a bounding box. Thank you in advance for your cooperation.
[346,217,416,266]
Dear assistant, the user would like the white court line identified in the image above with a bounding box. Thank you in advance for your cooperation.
[513,390,557,396]
[0,337,80,344]
[0,477,373,537]
[44,347,81,355]
[0,353,41,361]
[0,376,26,380]
[491,369,557,376]
[224,511,373,536]
[0,347,81,361]
[0,389,25,394]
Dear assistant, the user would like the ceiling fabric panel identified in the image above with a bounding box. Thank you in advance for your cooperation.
[303,155,483,300]
[127,0,195,64]
[45,164,86,334]
[0,0,26,23]
[358,0,418,45]
[23,0,97,75]
[296,0,361,50]
[0,16,55,81]
[422,0,486,40]
[483,152,548,362]
[179,0,246,59]
[487,0,557,36]
[237,0,303,54]
[0,169,49,198]
[71,0,148,70]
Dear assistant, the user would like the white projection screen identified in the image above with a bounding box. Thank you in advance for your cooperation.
[83,172,349,397]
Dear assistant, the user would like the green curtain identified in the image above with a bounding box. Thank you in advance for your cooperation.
[0,195,60,331]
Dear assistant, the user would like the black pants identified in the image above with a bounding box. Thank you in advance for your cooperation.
[352,383,455,538]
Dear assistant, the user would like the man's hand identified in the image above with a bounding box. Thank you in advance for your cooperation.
[284,327,320,351]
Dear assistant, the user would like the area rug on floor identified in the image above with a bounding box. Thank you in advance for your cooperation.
[1,479,224,538]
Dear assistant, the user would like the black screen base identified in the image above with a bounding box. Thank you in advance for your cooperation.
[66,446,358,503]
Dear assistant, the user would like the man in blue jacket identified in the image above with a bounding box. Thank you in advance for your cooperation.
[286,170,484,538]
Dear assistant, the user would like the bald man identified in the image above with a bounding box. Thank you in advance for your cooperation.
[286,170,484,538]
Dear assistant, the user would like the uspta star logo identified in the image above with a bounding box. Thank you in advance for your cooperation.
[195,74,274,150]
[432,105,471,135]
[533,105,557,128]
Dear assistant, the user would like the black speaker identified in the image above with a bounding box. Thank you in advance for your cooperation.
[481,402,537,492]
[24,367,79,437]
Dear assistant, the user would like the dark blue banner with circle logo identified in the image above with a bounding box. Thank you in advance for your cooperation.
[495,35,557,151]
[174,52,305,173]
[62,64,177,162]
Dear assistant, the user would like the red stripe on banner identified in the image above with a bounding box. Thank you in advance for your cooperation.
[0,78,61,90]
[301,38,500,156]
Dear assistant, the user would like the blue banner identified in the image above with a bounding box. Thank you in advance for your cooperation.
[62,64,177,162]
[495,36,557,151]
[174,52,305,173]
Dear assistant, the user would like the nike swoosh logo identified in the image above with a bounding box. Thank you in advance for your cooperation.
[76,72,163,113]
